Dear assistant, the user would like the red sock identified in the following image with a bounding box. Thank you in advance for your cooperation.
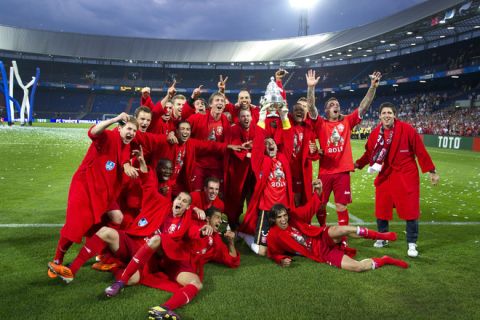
[357,227,397,241]
[69,234,106,275]
[120,244,155,283]
[163,284,199,310]
[337,210,349,226]
[373,256,409,269]
[316,207,327,226]
[53,236,73,264]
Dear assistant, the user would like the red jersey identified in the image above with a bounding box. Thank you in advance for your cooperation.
[317,109,361,175]
[207,118,224,142]
[287,226,313,252]
[259,157,288,210]
[158,179,175,200]
[159,215,183,235]
[188,111,231,170]
[191,190,225,212]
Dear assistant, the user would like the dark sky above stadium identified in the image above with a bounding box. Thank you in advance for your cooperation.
[1,0,426,40]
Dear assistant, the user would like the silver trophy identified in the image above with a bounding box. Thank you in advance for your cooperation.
[259,77,287,113]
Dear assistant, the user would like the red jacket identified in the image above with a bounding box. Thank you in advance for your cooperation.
[61,127,131,243]
[224,124,257,224]
[356,120,435,187]
[139,220,240,292]
[288,121,320,205]
[267,194,325,264]
[126,170,193,239]
[188,111,232,169]
[239,125,294,235]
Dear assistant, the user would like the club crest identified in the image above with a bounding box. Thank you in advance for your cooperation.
[138,218,148,227]
[105,160,115,171]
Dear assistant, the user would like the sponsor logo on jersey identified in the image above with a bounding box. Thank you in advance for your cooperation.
[105,160,116,171]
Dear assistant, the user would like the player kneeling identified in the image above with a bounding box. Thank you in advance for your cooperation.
[267,204,408,271]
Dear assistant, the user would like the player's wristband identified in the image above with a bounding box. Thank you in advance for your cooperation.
[281,118,291,130]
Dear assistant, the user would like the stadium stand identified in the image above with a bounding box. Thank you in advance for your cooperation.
[1,0,479,134]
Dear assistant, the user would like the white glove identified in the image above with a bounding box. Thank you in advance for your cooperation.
[367,163,382,174]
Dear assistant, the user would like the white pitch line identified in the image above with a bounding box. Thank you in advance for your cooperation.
[0,143,73,145]
[326,202,365,224]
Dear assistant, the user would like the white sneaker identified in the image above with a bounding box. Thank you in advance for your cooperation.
[373,240,388,248]
[407,243,418,257]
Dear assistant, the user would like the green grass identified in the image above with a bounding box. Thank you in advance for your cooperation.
[0,123,479,320]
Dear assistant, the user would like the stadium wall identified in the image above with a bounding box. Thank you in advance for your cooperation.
[422,134,480,152]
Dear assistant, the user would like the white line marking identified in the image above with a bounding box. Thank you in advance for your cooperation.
[0,224,63,227]
[0,143,72,145]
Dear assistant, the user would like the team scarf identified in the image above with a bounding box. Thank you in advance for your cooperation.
[368,123,395,174]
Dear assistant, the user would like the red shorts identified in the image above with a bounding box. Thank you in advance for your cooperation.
[314,227,344,268]
[191,166,224,191]
[114,231,146,264]
[318,172,352,205]
[158,257,196,281]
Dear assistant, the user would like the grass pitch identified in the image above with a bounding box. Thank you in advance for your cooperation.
[0,123,479,320]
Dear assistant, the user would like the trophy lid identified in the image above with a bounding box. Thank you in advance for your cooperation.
[261,76,285,105]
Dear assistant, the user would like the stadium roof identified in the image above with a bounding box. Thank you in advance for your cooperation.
[0,0,477,66]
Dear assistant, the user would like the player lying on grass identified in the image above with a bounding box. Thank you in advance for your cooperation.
[48,112,139,277]
[267,181,408,271]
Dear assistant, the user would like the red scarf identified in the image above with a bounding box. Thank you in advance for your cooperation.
[370,124,395,167]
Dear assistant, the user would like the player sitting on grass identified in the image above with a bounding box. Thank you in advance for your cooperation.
[105,206,240,320]
[267,182,408,271]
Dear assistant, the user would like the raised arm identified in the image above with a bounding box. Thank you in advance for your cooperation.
[358,71,382,117]
[90,112,129,136]
[161,80,177,107]
[306,69,320,119]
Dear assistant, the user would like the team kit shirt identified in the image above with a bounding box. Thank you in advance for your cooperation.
[196,117,225,169]
[259,158,287,210]
[191,234,216,256]
[288,226,313,253]
[317,109,362,175]
[157,214,183,236]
